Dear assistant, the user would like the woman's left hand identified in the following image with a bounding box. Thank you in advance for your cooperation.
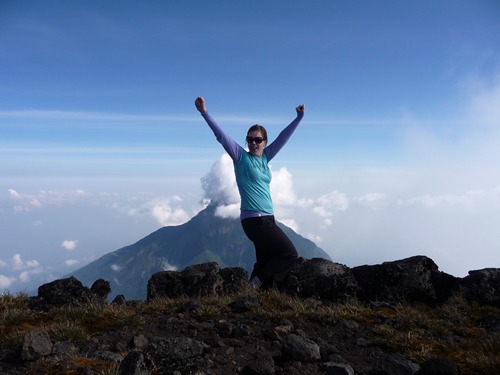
[296,104,305,113]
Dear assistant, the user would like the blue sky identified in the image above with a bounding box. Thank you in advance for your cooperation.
[1,0,500,293]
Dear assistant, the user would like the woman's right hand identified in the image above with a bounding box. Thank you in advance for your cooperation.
[195,96,207,113]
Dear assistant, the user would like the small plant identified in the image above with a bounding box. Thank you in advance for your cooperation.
[50,321,91,345]
[53,303,145,332]
[1,307,33,328]
[0,292,40,340]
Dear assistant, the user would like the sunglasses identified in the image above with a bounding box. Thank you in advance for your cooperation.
[246,136,265,144]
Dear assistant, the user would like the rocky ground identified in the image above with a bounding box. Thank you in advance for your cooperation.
[2,289,499,375]
[2,256,500,374]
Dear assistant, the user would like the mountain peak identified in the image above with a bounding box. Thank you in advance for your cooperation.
[69,205,330,299]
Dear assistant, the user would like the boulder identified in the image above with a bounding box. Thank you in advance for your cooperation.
[147,262,249,300]
[282,333,321,362]
[241,355,276,375]
[460,268,500,307]
[20,328,53,361]
[351,256,459,305]
[280,258,358,302]
[36,276,94,307]
[90,278,111,299]
[321,361,354,375]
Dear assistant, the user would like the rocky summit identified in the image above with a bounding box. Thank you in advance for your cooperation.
[2,255,500,374]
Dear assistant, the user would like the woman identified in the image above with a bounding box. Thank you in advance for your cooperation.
[195,96,305,289]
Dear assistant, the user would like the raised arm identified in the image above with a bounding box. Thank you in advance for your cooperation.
[195,96,242,162]
[265,104,305,161]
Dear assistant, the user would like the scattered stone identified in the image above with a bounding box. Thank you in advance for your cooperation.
[241,355,275,375]
[233,323,252,337]
[20,328,53,361]
[282,333,321,362]
[321,361,354,375]
[51,341,78,359]
[129,334,149,351]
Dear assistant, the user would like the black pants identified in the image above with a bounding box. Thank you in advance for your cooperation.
[241,215,298,286]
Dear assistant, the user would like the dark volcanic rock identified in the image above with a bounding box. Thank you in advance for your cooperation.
[460,268,500,307]
[90,278,111,299]
[147,262,249,300]
[352,256,459,305]
[280,258,358,302]
[282,333,321,362]
[28,276,111,311]
[241,355,275,375]
[34,276,95,308]
[20,328,53,362]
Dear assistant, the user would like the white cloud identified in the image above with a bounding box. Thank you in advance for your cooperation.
[399,188,500,210]
[61,240,78,251]
[270,167,298,206]
[7,188,91,212]
[201,154,239,205]
[279,218,299,233]
[12,254,25,270]
[25,259,40,268]
[0,275,14,289]
[9,254,42,282]
[161,259,178,271]
[19,271,31,283]
[214,203,240,219]
[150,198,190,227]
[111,264,122,272]
[8,189,21,199]
[8,189,41,212]
[64,259,80,267]
[356,193,388,209]
[124,194,193,227]
[0,253,46,290]
[311,191,349,227]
